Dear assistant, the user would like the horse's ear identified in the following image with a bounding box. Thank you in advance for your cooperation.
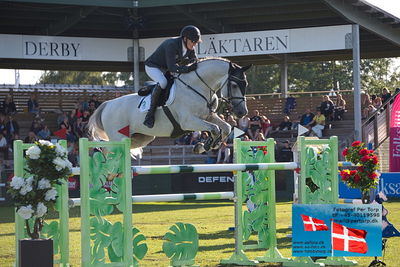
[241,64,252,72]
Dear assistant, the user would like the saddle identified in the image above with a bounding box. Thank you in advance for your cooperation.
[138,72,174,107]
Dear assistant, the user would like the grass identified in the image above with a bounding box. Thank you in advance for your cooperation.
[1,200,399,267]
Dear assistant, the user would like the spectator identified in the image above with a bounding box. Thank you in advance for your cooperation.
[5,116,19,139]
[24,131,38,143]
[198,131,209,145]
[310,109,325,138]
[300,109,314,128]
[189,131,201,145]
[254,132,266,141]
[381,87,391,104]
[226,115,237,127]
[260,115,272,138]
[320,95,335,121]
[278,116,292,131]
[361,92,372,118]
[0,132,9,160]
[205,149,218,164]
[217,142,231,163]
[88,94,101,109]
[238,114,250,133]
[0,114,6,133]
[241,134,251,141]
[30,120,42,135]
[27,94,40,115]
[68,141,80,167]
[334,94,346,120]
[371,95,382,109]
[2,94,17,115]
[277,140,293,162]
[367,104,377,117]
[247,110,262,140]
[81,110,91,124]
[37,125,51,140]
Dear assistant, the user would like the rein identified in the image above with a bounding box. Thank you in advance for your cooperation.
[177,64,245,113]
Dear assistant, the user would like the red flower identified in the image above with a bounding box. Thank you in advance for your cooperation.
[368,172,377,179]
[361,155,371,162]
[359,149,369,156]
[342,148,348,157]
[357,166,365,172]
[354,174,361,184]
[371,156,378,165]
[340,170,350,181]
[350,170,357,176]
[352,141,362,147]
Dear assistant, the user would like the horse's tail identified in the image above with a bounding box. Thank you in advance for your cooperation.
[88,102,109,141]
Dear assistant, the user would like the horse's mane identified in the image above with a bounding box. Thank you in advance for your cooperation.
[197,57,230,63]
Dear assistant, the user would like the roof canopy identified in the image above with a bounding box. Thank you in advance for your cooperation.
[0,0,399,70]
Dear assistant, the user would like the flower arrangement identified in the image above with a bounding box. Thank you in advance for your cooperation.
[340,140,379,193]
[8,140,72,239]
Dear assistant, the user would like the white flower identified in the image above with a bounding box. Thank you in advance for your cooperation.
[53,157,67,171]
[39,140,53,147]
[19,177,33,196]
[45,187,58,201]
[38,178,51,190]
[65,159,73,171]
[55,143,67,157]
[35,202,47,217]
[10,176,25,190]
[26,145,41,159]
[17,205,34,220]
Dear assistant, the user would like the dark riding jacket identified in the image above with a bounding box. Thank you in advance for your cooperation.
[145,37,197,73]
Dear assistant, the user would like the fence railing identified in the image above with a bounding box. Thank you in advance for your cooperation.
[362,91,399,149]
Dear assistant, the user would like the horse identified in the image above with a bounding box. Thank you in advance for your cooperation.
[88,57,251,156]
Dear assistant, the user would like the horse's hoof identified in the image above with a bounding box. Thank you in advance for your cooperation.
[193,143,206,154]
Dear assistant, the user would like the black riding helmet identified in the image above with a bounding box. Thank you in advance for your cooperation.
[180,25,202,43]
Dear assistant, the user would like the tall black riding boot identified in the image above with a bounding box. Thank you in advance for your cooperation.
[143,85,162,128]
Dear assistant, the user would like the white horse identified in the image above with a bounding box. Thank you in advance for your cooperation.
[88,57,251,156]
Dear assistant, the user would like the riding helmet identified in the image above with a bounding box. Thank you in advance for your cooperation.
[180,25,202,43]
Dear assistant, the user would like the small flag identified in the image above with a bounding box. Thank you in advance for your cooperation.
[332,222,368,254]
[118,125,130,137]
[301,214,329,231]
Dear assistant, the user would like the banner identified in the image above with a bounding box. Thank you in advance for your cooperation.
[292,204,382,257]
[390,95,400,171]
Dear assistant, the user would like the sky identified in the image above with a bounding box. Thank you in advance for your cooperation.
[0,0,399,85]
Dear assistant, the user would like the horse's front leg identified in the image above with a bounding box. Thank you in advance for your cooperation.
[206,113,232,148]
[181,116,220,154]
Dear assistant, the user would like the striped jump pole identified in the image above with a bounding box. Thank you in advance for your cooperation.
[132,162,298,175]
[68,191,234,207]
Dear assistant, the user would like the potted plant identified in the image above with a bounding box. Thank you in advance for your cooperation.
[8,140,72,267]
[340,140,380,204]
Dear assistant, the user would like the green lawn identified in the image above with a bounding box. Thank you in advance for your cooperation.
[1,200,399,267]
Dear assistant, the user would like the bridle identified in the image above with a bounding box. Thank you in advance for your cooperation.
[176,61,247,113]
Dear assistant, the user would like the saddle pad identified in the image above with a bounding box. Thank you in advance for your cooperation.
[138,83,176,112]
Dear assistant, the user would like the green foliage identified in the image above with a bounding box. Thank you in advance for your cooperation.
[39,71,106,85]
[304,146,333,204]
[245,58,399,94]
[163,222,199,266]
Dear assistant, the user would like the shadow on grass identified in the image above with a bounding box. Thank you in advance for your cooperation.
[0,201,233,222]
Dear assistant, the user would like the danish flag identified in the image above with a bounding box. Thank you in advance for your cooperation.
[332,222,368,254]
[301,214,329,231]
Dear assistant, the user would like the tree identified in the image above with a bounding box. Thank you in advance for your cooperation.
[39,71,106,85]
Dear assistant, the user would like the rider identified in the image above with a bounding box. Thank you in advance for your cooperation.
[143,25,202,128]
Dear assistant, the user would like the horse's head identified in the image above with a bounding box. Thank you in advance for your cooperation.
[222,62,251,118]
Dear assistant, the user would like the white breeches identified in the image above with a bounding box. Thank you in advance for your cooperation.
[145,66,168,89]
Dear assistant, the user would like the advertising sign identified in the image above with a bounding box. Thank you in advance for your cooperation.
[292,204,382,257]
[390,95,400,171]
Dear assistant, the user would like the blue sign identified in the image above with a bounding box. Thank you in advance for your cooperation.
[292,204,382,257]
[381,173,400,198]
